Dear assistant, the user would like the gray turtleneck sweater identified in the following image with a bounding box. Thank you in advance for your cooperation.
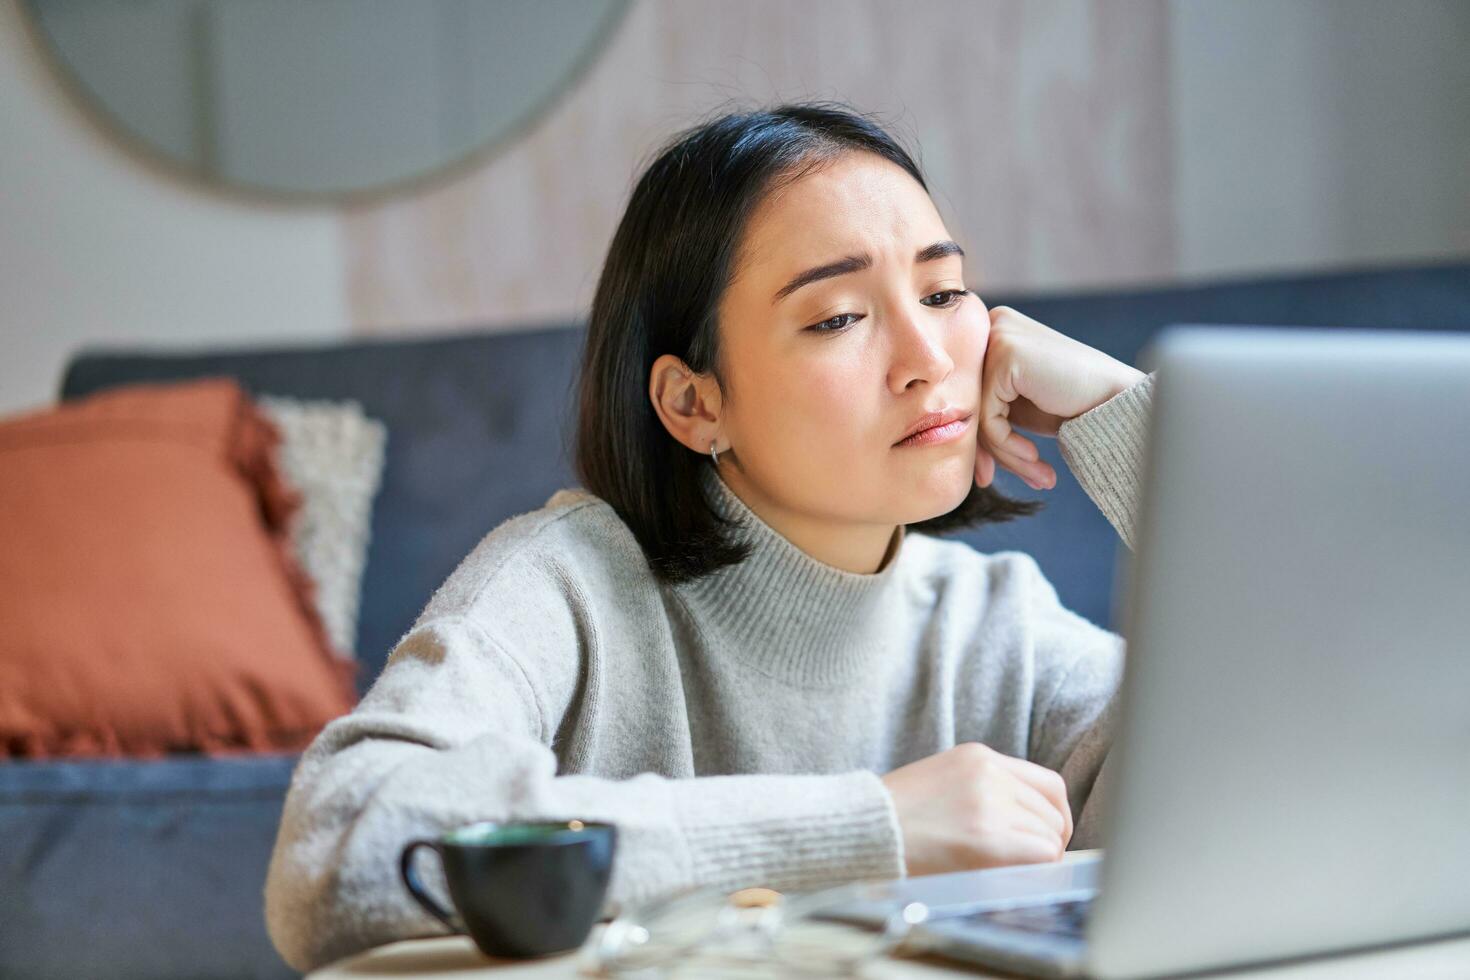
[264,374,1155,973]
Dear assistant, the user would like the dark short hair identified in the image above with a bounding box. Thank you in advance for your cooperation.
[574,101,1042,584]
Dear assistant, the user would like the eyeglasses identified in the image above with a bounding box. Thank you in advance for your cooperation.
[578,880,930,978]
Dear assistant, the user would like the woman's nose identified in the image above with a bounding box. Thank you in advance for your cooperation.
[888,307,955,391]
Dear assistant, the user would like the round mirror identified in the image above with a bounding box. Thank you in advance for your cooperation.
[23,0,631,201]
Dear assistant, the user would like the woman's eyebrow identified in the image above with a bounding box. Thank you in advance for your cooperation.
[916,239,965,264]
[772,240,965,305]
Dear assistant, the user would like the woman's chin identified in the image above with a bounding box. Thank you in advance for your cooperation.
[895,462,975,521]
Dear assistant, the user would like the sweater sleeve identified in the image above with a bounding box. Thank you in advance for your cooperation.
[1020,558,1128,852]
[1056,371,1156,552]
[1024,372,1153,848]
[263,613,904,973]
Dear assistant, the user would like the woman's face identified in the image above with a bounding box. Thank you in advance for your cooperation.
[713,151,988,539]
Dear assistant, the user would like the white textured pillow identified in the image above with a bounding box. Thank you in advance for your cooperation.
[257,395,387,661]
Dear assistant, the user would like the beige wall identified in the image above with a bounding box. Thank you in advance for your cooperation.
[1170,0,1470,277]
[344,0,1173,333]
[3,0,1468,416]
[0,0,349,417]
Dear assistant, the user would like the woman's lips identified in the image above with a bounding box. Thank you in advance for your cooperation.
[895,414,973,447]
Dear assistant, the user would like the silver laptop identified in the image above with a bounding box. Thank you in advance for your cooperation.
[826,325,1470,978]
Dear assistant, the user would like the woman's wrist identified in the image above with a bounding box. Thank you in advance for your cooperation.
[1109,366,1148,401]
[1059,367,1148,430]
[1086,366,1147,417]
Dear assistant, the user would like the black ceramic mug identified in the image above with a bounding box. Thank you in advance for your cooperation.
[399,819,617,959]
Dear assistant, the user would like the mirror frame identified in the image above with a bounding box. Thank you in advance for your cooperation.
[19,0,633,205]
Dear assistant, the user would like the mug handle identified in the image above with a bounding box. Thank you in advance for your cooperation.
[399,839,463,933]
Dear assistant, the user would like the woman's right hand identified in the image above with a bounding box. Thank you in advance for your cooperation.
[974,305,1148,492]
[879,742,1074,876]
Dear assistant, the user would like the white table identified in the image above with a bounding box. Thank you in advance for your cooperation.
[313,932,1470,979]
[312,849,1470,979]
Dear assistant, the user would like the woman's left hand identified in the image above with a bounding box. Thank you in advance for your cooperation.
[975,306,1147,491]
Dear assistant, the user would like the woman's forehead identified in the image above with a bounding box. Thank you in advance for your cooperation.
[736,153,949,287]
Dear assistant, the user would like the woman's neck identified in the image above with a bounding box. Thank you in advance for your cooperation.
[713,465,902,575]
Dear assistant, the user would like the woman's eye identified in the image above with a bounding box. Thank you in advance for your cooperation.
[807,312,860,333]
[806,290,968,333]
[921,288,970,308]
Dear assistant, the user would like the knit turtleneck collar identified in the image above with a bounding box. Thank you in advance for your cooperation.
[671,465,910,686]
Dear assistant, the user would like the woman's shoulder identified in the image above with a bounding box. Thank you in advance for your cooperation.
[415,486,654,625]
[901,531,1060,609]
[901,534,1115,674]
[903,530,1044,578]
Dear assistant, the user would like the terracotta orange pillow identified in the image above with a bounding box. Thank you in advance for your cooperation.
[0,378,358,759]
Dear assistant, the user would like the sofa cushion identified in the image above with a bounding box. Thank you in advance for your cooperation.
[0,754,299,980]
[61,325,589,693]
[0,378,357,759]
[258,395,388,661]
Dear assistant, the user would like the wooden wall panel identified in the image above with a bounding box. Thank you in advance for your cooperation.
[343,0,1172,335]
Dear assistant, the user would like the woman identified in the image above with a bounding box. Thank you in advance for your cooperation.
[265,102,1153,972]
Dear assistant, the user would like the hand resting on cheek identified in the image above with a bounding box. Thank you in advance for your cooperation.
[974,305,1147,492]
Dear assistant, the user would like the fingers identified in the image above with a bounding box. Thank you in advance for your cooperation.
[975,445,996,487]
[978,364,1056,491]
[999,430,1041,463]
[993,442,1056,490]
[1007,775,1069,846]
[979,404,1040,464]
[978,365,1018,453]
[975,441,1051,492]
[1006,397,1065,438]
[987,825,1066,867]
[988,754,1074,845]
[983,438,1057,491]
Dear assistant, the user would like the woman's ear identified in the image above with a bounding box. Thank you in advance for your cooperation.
[649,354,724,454]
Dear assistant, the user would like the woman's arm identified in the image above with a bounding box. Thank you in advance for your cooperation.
[1029,624,1125,850]
[971,304,1156,551]
[965,339,1154,851]
[928,314,1153,859]
[1056,371,1157,552]
[1027,371,1154,846]
[263,612,903,973]
[1015,556,1128,851]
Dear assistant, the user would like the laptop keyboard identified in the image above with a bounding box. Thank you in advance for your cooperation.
[964,896,1094,939]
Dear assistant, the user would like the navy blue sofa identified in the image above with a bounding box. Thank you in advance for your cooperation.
[3,261,1467,979]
